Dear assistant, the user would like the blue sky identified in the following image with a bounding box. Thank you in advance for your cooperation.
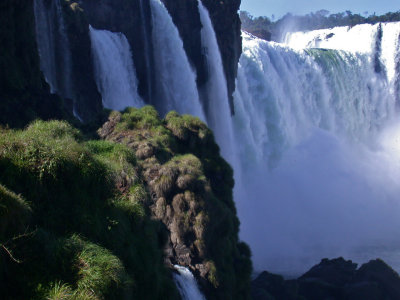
[240,0,400,18]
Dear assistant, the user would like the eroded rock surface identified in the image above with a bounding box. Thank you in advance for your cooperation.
[99,107,252,299]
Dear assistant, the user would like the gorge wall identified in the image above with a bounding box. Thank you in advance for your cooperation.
[0,0,249,299]
[0,0,71,127]
[49,0,242,119]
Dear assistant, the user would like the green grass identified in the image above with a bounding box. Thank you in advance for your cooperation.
[0,184,32,242]
[0,120,179,300]
[0,106,252,299]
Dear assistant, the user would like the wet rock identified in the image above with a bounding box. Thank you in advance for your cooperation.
[253,258,400,300]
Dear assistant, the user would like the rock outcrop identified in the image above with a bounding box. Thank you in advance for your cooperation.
[98,107,252,299]
[62,0,103,121]
[252,257,400,300]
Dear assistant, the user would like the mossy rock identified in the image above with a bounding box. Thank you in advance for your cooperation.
[99,107,252,299]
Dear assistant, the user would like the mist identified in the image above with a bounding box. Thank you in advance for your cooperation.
[236,126,400,276]
[233,28,400,276]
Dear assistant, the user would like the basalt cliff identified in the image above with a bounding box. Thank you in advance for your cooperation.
[0,0,251,299]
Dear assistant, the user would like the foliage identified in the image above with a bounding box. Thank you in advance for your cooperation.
[0,120,179,300]
[45,281,74,300]
[0,184,32,242]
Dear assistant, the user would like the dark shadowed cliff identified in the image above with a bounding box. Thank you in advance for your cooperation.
[252,258,400,300]
[0,0,71,127]
[0,0,251,299]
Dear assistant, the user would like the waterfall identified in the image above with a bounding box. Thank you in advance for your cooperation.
[380,22,400,100]
[33,0,74,100]
[284,23,380,54]
[234,27,400,276]
[89,26,144,111]
[285,22,400,82]
[33,0,83,119]
[197,0,237,164]
[33,0,400,280]
[173,266,206,300]
[150,0,205,120]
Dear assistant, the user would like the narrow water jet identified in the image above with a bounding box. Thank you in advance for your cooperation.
[197,0,237,165]
[89,26,144,111]
[150,0,205,120]
[173,265,206,300]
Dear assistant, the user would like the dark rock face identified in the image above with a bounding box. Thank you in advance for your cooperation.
[352,259,400,299]
[300,257,358,286]
[245,28,272,41]
[252,257,400,300]
[62,1,103,121]
[252,271,299,300]
[0,0,72,127]
[0,0,42,94]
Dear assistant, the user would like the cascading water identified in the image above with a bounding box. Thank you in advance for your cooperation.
[284,23,380,54]
[234,26,400,276]
[197,0,237,164]
[285,22,400,85]
[32,0,400,281]
[33,0,74,101]
[89,26,144,111]
[150,0,205,120]
[173,265,206,300]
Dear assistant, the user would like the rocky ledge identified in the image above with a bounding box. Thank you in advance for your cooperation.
[252,257,400,300]
[98,107,252,299]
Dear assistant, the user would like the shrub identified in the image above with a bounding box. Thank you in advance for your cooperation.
[75,237,131,298]
[45,281,73,300]
[0,184,31,242]
[0,120,179,300]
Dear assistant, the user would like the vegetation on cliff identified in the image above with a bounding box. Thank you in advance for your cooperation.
[0,120,179,299]
[98,106,252,299]
[0,107,252,299]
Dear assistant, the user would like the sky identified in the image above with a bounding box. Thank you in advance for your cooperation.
[240,0,400,19]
